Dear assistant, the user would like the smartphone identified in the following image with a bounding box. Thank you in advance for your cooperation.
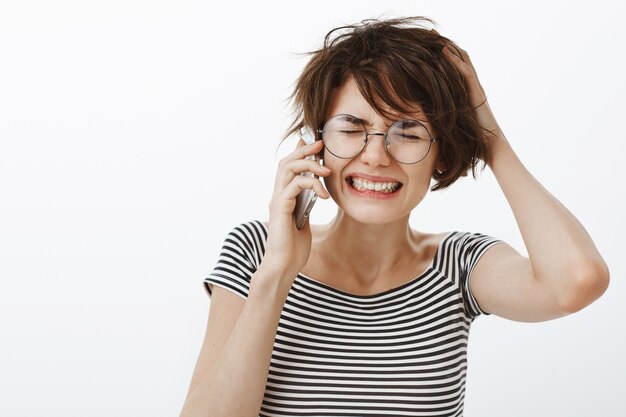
[294,126,320,229]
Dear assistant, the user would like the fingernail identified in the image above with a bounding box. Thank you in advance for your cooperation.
[321,166,331,172]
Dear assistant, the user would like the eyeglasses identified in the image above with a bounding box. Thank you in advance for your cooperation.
[318,113,437,165]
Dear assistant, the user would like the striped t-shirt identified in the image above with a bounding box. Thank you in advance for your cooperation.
[204,220,503,417]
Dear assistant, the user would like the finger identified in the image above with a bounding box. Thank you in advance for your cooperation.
[443,45,463,63]
[443,46,474,78]
[275,140,325,194]
[442,43,461,59]
[450,44,467,60]
[286,158,332,177]
[275,158,331,192]
[271,176,330,214]
[443,46,486,105]
[444,44,479,82]
[283,139,324,163]
[444,44,474,76]
[282,175,330,201]
[457,48,478,80]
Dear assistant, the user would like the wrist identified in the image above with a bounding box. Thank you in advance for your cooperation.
[250,263,296,299]
[485,131,510,167]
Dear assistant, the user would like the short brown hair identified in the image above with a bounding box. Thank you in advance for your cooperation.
[283,16,492,191]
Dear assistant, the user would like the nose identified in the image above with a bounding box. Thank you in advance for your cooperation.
[359,132,391,166]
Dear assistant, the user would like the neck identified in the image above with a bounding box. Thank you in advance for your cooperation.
[318,209,419,285]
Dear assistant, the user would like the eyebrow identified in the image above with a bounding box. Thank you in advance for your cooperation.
[346,115,393,129]
[346,114,423,128]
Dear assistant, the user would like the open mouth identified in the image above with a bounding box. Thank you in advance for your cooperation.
[346,176,403,194]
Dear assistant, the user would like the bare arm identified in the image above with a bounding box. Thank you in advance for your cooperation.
[441,44,609,321]
[180,138,330,415]
[179,267,292,417]
[472,137,609,320]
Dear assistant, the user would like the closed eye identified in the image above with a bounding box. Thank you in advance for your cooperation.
[399,134,427,141]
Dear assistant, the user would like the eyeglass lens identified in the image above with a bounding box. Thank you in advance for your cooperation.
[321,114,433,164]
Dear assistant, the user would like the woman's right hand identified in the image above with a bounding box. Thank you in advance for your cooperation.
[261,138,331,280]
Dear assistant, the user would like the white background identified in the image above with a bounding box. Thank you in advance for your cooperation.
[1,1,624,416]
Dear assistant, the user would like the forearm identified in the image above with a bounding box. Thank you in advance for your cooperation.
[180,268,292,417]
[487,135,609,308]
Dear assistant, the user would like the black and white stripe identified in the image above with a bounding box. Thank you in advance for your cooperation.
[204,220,502,416]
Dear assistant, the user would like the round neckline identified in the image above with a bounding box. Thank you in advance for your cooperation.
[256,220,456,299]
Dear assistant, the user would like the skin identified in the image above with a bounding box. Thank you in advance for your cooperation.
[301,77,447,294]
[264,38,609,321]
[179,32,611,417]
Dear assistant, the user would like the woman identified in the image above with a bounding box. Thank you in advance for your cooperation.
[180,16,609,417]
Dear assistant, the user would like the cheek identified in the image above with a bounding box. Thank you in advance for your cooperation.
[321,155,347,195]
[405,167,436,199]
[322,167,341,192]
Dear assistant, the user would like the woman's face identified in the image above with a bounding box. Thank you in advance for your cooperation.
[322,77,442,225]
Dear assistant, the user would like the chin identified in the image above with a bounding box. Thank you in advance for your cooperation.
[342,206,408,226]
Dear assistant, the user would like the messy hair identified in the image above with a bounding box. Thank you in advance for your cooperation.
[283,16,493,191]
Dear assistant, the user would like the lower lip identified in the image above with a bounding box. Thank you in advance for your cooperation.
[346,178,402,200]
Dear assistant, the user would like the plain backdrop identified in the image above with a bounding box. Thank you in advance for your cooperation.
[1,1,624,416]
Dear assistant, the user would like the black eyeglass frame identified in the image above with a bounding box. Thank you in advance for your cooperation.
[317,113,438,165]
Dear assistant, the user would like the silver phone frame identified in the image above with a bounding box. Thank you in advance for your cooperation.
[294,125,321,229]
[294,152,319,229]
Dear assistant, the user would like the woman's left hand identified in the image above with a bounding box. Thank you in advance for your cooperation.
[441,42,507,148]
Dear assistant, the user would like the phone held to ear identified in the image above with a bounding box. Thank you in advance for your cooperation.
[294,126,320,229]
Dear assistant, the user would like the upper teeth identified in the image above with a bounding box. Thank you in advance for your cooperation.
[350,176,400,192]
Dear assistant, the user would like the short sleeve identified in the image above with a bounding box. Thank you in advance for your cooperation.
[456,232,504,319]
[203,220,267,300]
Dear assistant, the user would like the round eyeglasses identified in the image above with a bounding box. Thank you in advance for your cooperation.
[318,114,437,164]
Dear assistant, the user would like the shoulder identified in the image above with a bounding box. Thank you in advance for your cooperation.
[226,219,268,237]
[433,230,504,271]
[441,230,502,249]
[220,220,268,254]
[211,220,269,273]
